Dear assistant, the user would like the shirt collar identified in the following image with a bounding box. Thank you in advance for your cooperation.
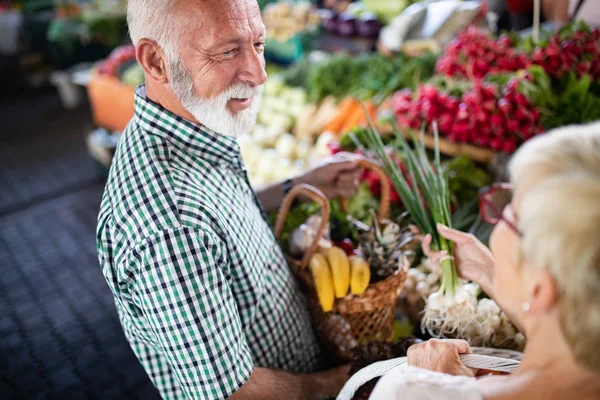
[133,85,242,168]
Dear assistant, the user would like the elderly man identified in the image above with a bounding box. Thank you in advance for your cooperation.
[96,0,360,399]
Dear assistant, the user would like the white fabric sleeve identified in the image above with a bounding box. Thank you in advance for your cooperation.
[369,365,483,400]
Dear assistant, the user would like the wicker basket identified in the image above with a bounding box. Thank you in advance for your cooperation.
[274,159,410,362]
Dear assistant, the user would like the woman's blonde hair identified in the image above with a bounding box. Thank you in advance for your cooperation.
[509,122,600,371]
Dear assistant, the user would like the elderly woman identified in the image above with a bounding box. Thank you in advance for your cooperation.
[369,122,600,399]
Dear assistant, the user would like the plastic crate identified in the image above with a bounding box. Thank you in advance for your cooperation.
[87,71,134,132]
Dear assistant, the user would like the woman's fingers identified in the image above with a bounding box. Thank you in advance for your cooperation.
[445,339,472,354]
[421,234,432,256]
[429,250,449,267]
[407,339,476,377]
[437,223,474,245]
[422,234,448,265]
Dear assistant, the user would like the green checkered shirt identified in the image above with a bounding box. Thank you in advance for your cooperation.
[96,86,321,399]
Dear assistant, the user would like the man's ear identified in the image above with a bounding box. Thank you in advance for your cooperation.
[136,39,169,85]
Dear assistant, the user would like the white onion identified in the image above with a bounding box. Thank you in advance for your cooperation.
[416,281,429,296]
[453,289,470,305]
[296,141,311,160]
[275,133,297,159]
[426,273,440,285]
[407,268,421,279]
[427,292,444,310]
[487,314,501,330]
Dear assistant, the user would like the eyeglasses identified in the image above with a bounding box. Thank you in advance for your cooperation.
[478,183,522,237]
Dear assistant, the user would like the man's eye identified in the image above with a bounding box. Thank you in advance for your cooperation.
[255,42,265,51]
[223,49,237,56]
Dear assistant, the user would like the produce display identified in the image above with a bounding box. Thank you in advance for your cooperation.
[389,23,600,153]
[239,77,329,186]
[305,51,436,103]
[319,2,383,39]
[88,2,600,361]
[436,24,600,81]
[262,1,320,42]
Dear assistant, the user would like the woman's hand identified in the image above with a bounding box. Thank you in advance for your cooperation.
[422,224,495,295]
[407,339,477,377]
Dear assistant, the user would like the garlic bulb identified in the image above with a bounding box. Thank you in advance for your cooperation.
[289,224,314,256]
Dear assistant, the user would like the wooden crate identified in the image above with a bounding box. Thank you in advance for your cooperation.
[377,124,497,164]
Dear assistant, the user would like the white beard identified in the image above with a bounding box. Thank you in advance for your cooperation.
[169,59,263,137]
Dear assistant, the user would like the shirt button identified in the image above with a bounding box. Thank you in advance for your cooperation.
[219,162,228,170]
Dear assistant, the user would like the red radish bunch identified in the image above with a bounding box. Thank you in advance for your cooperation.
[437,26,600,81]
[530,28,600,80]
[392,75,543,153]
[363,169,402,204]
[436,28,528,79]
[351,148,404,204]
[97,45,137,77]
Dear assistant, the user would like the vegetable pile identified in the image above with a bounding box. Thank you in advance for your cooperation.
[307,52,436,103]
[319,2,383,39]
[239,78,319,186]
[388,23,600,153]
[262,1,321,42]
[392,72,542,152]
[402,259,524,350]
[436,23,600,81]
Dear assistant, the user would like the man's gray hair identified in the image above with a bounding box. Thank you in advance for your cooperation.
[127,0,177,59]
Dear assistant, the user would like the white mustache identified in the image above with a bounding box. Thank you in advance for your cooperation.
[223,84,262,100]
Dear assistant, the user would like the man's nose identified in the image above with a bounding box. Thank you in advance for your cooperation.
[238,48,267,87]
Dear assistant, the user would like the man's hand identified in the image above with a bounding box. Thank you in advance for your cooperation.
[407,339,477,377]
[229,365,351,400]
[254,152,363,213]
[295,152,363,199]
[303,364,351,399]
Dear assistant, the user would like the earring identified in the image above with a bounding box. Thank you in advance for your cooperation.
[522,302,531,312]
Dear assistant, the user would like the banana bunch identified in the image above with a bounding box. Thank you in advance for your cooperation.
[309,246,371,312]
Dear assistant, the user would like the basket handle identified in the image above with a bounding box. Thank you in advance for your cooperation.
[339,159,391,221]
[274,184,331,269]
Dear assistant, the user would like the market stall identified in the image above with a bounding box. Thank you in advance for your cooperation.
[79,0,599,380]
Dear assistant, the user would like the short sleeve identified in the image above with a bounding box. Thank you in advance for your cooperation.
[129,226,253,399]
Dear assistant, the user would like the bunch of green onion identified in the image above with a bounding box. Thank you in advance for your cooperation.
[352,117,460,298]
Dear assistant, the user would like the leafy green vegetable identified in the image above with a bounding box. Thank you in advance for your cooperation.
[345,183,380,225]
[307,52,438,103]
[282,56,311,88]
[445,155,492,208]
[451,198,494,246]
[519,66,600,130]
[328,200,357,243]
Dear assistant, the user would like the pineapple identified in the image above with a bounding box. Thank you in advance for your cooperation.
[356,211,417,282]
